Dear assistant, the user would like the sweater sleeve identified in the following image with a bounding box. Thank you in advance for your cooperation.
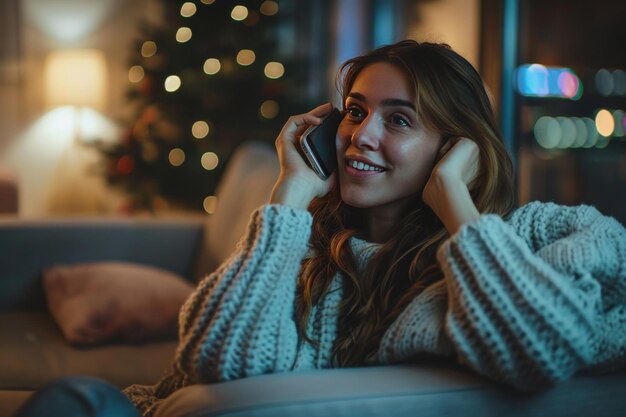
[439,202,626,391]
[124,204,312,415]
[177,204,312,381]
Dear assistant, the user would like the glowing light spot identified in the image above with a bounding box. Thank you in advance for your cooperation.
[583,118,598,148]
[264,62,284,79]
[176,27,192,43]
[260,100,279,119]
[201,0,215,4]
[533,116,561,149]
[517,64,549,96]
[557,117,576,148]
[557,70,581,99]
[236,49,256,66]
[164,75,181,92]
[201,152,219,170]
[596,109,615,137]
[141,41,157,57]
[169,148,185,166]
[192,121,210,139]
[203,195,218,214]
[613,110,625,137]
[572,118,587,148]
[128,65,144,83]
[203,58,221,75]
[595,69,613,96]
[180,2,197,17]
[260,1,279,16]
[231,5,248,21]
[613,70,626,96]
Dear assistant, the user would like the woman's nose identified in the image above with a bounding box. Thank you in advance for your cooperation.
[351,115,382,150]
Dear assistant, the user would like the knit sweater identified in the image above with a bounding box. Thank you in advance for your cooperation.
[124,201,626,416]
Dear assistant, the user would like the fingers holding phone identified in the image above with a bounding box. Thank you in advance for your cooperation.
[270,103,338,208]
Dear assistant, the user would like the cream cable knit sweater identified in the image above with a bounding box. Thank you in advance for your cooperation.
[125,201,626,416]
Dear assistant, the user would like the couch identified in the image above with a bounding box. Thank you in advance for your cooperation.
[1,141,625,417]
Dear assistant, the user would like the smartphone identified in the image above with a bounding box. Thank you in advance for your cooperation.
[299,107,343,179]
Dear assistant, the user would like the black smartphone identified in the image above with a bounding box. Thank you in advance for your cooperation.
[299,108,343,179]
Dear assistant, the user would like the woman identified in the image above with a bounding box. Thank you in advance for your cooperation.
[17,40,626,417]
[122,39,626,416]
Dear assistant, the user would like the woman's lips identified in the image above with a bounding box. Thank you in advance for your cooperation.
[344,157,386,177]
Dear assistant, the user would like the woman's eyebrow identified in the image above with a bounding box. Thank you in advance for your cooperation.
[347,92,416,111]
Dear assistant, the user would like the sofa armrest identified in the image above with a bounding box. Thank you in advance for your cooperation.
[0,218,204,311]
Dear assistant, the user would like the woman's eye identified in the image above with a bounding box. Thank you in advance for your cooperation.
[390,114,410,127]
[346,107,364,119]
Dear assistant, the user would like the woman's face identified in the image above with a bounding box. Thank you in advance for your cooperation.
[336,62,443,214]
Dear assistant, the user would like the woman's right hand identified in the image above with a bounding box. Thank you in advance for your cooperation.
[270,103,336,209]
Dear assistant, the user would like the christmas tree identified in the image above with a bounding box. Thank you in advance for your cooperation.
[97,0,303,213]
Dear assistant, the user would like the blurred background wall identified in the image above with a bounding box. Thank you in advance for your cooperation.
[0,0,624,224]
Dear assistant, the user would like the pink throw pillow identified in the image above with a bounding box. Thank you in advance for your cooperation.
[43,262,194,345]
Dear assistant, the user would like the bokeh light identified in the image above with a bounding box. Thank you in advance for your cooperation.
[201,152,219,170]
[595,69,613,96]
[203,195,218,214]
[613,70,626,96]
[556,117,576,148]
[203,58,221,75]
[176,27,192,43]
[180,2,197,17]
[260,1,279,16]
[612,110,625,137]
[260,100,279,119]
[516,64,582,99]
[192,121,210,139]
[169,148,185,166]
[231,5,248,21]
[201,0,215,4]
[128,65,144,83]
[264,62,284,79]
[164,75,181,92]
[141,41,157,58]
[572,117,588,148]
[596,109,615,137]
[583,117,599,148]
[236,49,256,66]
[533,116,561,149]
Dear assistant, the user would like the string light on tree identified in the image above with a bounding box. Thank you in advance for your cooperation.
[260,100,279,119]
[192,121,210,139]
[169,148,186,166]
[180,2,197,17]
[231,5,248,21]
[128,65,144,83]
[141,41,157,57]
[201,152,219,170]
[203,58,221,75]
[236,49,256,66]
[164,75,181,92]
[176,27,193,43]
[203,195,218,214]
[264,62,284,79]
[260,1,279,16]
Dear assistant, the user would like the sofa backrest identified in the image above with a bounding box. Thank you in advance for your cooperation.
[0,218,204,311]
[193,141,280,278]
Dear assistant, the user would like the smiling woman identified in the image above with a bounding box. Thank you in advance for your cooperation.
[15,40,626,417]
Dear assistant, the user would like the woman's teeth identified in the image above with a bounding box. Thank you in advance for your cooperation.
[349,160,384,172]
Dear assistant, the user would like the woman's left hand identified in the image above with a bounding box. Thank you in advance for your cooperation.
[422,137,481,234]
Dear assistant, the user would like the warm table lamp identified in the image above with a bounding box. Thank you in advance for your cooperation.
[44,49,107,111]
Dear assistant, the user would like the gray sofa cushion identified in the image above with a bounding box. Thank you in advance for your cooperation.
[154,364,626,417]
[0,312,176,390]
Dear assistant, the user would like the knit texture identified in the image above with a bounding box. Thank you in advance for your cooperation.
[125,201,626,415]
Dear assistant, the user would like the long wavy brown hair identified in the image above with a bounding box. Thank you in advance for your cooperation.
[295,40,515,367]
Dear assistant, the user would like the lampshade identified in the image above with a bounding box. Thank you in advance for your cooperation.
[44,49,107,110]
